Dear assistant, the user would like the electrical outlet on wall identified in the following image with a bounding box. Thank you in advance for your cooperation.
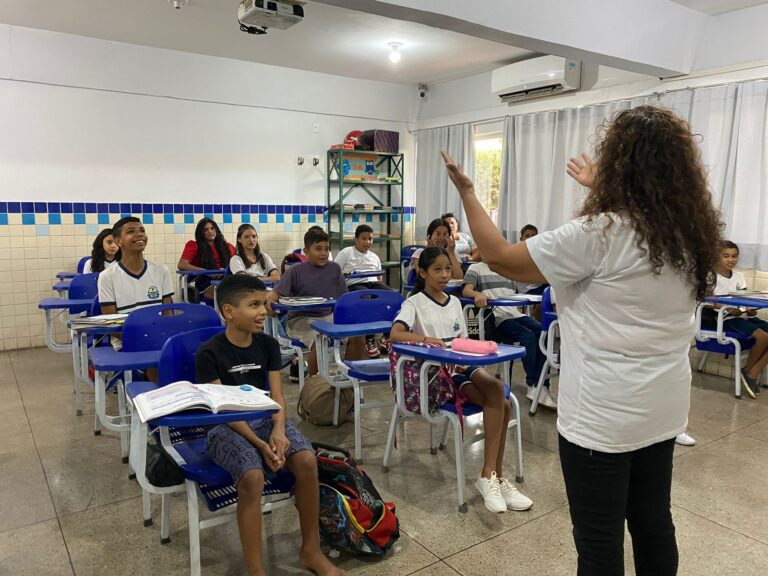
[312,122,320,133]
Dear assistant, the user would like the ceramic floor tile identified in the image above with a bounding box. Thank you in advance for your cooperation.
[736,416,768,444]
[60,493,438,576]
[672,434,768,544]
[348,420,567,559]
[0,430,57,532]
[671,414,732,457]
[687,373,768,430]
[409,561,462,575]
[0,518,74,576]
[36,430,142,516]
[0,378,32,437]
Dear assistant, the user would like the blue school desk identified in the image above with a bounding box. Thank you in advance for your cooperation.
[68,322,124,418]
[176,269,227,302]
[345,270,385,279]
[384,342,527,512]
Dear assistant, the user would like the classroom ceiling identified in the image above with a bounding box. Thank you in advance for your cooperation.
[0,0,533,85]
[670,0,768,14]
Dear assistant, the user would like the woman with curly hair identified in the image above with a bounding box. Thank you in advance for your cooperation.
[178,218,236,300]
[442,105,722,576]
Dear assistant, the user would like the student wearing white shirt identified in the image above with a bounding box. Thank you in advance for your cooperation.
[705,240,768,398]
[82,228,120,274]
[443,105,723,575]
[335,224,396,358]
[229,224,279,280]
[98,216,174,351]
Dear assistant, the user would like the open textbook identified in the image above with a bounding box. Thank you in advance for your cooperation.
[132,381,281,423]
[69,313,128,327]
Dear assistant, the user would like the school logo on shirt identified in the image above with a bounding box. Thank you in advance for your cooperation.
[147,285,160,300]
[453,319,461,333]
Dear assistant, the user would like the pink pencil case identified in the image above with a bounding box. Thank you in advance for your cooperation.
[451,338,498,355]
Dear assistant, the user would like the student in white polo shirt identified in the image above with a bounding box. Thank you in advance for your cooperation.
[98,216,174,350]
[442,105,723,576]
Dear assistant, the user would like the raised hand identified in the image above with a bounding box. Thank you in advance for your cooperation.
[441,150,475,195]
[567,153,596,188]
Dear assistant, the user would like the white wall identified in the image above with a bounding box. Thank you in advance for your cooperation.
[0,25,417,206]
[415,61,768,130]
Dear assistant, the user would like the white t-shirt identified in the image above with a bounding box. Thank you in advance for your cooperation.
[394,292,466,343]
[98,260,174,314]
[82,258,118,274]
[229,254,278,277]
[714,270,746,295]
[334,246,383,286]
[463,262,524,322]
[527,214,695,453]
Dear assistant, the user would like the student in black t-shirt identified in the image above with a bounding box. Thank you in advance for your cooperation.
[195,275,345,576]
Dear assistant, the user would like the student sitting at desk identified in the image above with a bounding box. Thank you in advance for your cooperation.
[97,216,174,350]
[390,247,533,514]
[705,240,768,398]
[441,212,480,262]
[83,228,121,274]
[196,274,345,576]
[178,218,236,301]
[229,223,279,280]
[463,261,556,409]
[410,218,463,280]
[266,227,364,380]
[335,224,396,358]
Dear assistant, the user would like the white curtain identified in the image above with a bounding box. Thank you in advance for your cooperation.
[414,124,474,239]
[495,80,768,268]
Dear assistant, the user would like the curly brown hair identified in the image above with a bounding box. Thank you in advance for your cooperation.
[579,105,723,301]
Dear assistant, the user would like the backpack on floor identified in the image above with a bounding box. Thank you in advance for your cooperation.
[297,374,354,426]
[314,443,399,558]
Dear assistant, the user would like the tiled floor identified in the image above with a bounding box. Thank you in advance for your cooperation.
[2,348,768,575]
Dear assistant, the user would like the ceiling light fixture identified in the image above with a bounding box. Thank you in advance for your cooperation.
[388,42,403,63]
[168,0,189,9]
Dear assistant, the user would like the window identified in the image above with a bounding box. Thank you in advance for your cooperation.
[473,127,503,224]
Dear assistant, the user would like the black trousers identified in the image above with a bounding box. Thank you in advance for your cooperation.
[559,434,678,576]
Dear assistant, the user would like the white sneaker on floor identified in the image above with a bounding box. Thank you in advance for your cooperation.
[498,477,533,511]
[527,386,558,410]
[675,432,696,446]
[475,472,506,513]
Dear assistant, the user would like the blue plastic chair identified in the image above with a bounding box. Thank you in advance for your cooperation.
[126,327,294,575]
[313,290,403,461]
[529,287,558,415]
[39,272,100,353]
[55,255,90,280]
[90,303,223,461]
[694,303,756,398]
[76,255,90,274]
[400,245,421,292]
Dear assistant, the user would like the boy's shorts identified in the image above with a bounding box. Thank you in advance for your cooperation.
[451,366,481,390]
[206,418,313,486]
[723,316,768,337]
[286,314,333,349]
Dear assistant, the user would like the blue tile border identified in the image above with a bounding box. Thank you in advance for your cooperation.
[0,202,415,225]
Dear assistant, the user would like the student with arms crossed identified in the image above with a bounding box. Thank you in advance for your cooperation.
[390,247,533,514]
[410,218,464,280]
[442,105,722,575]
[196,274,345,576]
[97,216,174,351]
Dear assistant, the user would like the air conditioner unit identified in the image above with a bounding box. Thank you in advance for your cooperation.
[491,56,581,104]
[237,0,304,31]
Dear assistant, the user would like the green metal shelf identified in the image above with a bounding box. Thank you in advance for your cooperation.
[328,179,402,186]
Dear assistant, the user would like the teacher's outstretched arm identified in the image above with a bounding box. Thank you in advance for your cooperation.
[441,150,545,283]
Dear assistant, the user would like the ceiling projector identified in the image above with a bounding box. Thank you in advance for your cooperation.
[238,0,305,35]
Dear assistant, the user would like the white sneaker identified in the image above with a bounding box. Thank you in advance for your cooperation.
[539,388,558,410]
[526,386,536,402]
[675,432,696,446]
[498,477,533,511]
[475,472,506,513]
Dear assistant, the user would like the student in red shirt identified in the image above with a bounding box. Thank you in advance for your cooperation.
[178,218,236,300]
